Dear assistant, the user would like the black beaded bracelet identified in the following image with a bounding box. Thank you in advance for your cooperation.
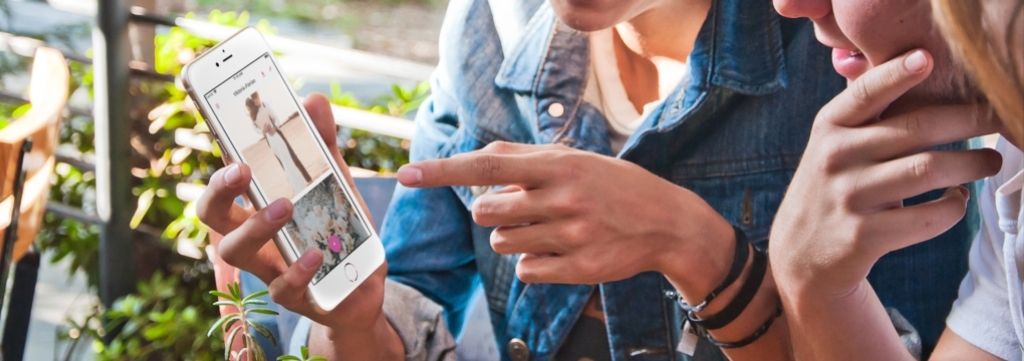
[708,305,783,349]
[677,225,750,314]
[685,244,768,330]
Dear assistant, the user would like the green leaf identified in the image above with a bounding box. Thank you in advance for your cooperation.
[246,308,279,316]
[209,290,234,301]
[206,314,239,338]
[142,323,170,340]
[213,300,239,308]
[224,324,243,361]
[241,289,269,303]
[248,321,277,346]
[243,299,269,307]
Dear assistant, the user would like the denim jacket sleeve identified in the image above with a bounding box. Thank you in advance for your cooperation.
[375,0,489,350]
[380,79,480,335]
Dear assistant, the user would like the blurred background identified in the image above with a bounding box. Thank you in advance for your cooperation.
[0,0,502,360]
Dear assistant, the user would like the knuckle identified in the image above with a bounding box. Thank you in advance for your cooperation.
[900,112,925,137]
[550,193,582,215]
[560,221,589,244]
[218,243,241,266]
[196,203,212,224]
[489,230,510,253]
[835,186,859,211]
[814,105,840,128]
[850,79,874,107]
[268,287,289,306]
[967,105,993,131]
[554,153,586,180]
[470,199,494,224]
[472,154,503,181]
[515,264,537,283]
[910,153,937,180]
[820,147,848,174]
[837,172,870,210]
[484,141,513,153]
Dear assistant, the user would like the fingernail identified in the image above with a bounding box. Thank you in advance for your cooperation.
[298,250,322,270]
[397,165,423,186]
[224,164,242,185]
[265,199,291,221]
[957,185,970,199]
[904,50,928,73]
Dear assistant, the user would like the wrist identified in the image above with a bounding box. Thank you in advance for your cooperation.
[316,313,404,361]
[772,263,866,310]
[655,200,735,301]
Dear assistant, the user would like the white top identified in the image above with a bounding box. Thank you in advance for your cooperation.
[947,137,1024,360]
[582,29,691,154]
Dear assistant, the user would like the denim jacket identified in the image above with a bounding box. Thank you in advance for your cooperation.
[379,0,973,360]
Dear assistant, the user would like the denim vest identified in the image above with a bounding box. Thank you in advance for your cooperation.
[380,0,972,360]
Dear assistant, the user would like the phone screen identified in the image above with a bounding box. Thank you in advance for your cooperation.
[204,53,371,284]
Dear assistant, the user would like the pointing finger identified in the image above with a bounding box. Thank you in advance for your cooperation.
[397,153,553,188]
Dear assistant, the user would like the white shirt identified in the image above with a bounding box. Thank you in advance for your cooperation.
[583,29,691,154]
[947,137,1024,360]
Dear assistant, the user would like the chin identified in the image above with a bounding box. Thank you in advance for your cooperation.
[559,16,614,32]
[550,0,622,32]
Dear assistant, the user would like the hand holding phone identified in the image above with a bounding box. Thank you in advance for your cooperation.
[198,95,401,358]
[185,27,386,310]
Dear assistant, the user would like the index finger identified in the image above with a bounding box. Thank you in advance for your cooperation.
[397,152,553,188]
[820,49,933,127]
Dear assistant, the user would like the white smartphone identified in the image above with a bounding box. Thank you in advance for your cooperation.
[182,27,385,310]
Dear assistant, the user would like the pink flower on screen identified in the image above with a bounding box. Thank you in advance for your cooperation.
[328,235,342,253]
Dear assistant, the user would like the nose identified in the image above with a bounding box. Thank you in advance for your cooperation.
[773,0,831,19]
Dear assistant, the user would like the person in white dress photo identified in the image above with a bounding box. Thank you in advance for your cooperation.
[245,91,311,195]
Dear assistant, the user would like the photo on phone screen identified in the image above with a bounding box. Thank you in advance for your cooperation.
[203,53,371,284]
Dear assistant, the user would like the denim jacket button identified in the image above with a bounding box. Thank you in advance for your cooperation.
[547,102,565,118]
[508,338,530,361]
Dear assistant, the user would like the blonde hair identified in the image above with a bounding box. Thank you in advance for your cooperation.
[932,0,1024,139]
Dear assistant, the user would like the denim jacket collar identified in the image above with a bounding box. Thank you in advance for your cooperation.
[493,0,788,98]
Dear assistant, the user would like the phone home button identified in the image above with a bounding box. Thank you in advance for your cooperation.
[343,263,358,282]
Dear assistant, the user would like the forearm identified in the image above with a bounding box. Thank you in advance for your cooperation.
[776,279,913,361]
[309,314,405,361]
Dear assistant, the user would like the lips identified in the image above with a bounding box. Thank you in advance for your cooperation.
[831,48,869,80]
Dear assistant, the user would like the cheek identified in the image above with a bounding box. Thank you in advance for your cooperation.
[834,0,935,66]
